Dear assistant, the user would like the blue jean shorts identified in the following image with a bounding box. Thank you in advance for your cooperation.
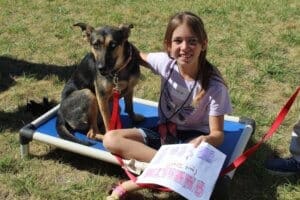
[138,128,161,150]
[138,127,207,150]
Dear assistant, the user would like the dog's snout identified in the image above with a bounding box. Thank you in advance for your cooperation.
[96,61,104,70]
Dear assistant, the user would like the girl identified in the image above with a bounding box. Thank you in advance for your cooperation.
[104,11,232,199]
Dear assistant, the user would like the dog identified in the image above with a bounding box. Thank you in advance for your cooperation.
[56,23,144,145]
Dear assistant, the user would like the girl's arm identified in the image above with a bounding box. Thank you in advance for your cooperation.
[138,52,151,69]
[140,52,148,61]
[189,115,225,147]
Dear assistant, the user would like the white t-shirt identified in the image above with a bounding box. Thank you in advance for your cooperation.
[147,52,232,133]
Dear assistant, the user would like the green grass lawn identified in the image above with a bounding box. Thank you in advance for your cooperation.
[0,0,299,199]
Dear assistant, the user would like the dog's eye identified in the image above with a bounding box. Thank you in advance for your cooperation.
[93,41,102,49]
[109,42,117,49]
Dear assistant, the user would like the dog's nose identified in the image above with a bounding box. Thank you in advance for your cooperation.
[96,62,110,75]
[96,62,104,70]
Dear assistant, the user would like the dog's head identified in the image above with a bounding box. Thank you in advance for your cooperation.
[74,23,133,75]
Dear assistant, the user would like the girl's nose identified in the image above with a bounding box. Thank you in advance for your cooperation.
[181,40,189,50]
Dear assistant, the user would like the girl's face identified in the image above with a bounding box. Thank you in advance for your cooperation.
[168,23,205,68]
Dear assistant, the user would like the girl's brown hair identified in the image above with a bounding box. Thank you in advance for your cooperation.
[163,11,226,106]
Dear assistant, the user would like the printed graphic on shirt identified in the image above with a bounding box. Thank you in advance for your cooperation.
[162,78,196,123]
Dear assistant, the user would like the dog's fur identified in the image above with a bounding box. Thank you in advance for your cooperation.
[56,23,144,145]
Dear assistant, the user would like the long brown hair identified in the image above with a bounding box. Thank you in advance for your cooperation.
[163,11,226,106]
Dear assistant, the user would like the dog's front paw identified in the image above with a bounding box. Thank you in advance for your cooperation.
[87,130,104,141]
[87,130,96,139]
[94,134,104,141]
[132,113,144,123]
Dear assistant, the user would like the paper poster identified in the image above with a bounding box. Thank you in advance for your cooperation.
[136,142,226,200]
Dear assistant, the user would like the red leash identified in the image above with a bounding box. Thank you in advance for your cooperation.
[109,90,137,180]
[109,91,122,130]
[110,86,300,184]
[220,86,300,176]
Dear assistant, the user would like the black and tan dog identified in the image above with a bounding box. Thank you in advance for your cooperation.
[56,23,144,145]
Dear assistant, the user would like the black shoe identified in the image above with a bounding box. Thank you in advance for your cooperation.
[265,157,300,176]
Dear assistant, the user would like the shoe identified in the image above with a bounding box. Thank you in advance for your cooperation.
[265,157,300,176]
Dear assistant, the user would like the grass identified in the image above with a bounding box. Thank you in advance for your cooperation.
[0,0,299,199]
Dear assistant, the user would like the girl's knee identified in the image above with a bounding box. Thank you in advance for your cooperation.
[103,130,119,151]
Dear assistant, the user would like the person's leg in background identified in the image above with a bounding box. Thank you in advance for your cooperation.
[265,118,300,175]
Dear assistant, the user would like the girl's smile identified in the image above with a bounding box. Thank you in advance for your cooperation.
[168,23,205,80]
[169,23,204,66]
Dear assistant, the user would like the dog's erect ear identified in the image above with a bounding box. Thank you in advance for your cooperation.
[119,24,134,39]
[73,23,95,42]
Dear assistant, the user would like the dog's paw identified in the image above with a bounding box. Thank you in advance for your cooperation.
[87,129,104,141]
[94,134,104,141]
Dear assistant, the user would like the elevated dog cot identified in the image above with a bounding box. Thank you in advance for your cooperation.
[19,97,255,199]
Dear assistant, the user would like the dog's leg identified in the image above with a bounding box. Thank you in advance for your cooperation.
[97,97,111,132]
[86,96,105,141]
[124,89,144,123]
[124,77,144,123]
[94,83,112,132]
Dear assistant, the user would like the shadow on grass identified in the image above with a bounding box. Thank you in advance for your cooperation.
[0,55,74,92]
[2,56,298,199]
[18,116,299,199]
[0,55,70,131]
[37,148,125,177]
[0,100,58,132]
[26,135,299,200]
[32,148,186,200]
[0,106,34,133]
[230,138,300,200]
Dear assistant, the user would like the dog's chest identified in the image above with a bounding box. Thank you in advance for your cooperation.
[94,72,130,95]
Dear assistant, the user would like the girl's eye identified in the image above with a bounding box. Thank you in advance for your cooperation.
[188,38,198,45]
[172,39,182,44]
[172,37,199,46]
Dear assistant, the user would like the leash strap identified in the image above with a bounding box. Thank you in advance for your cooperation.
[110,86,300,186]
[220,86,300,176]
[109,90,122,130]
[109,90,137,178]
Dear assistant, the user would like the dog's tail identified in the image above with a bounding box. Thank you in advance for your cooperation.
[56,111,95,146]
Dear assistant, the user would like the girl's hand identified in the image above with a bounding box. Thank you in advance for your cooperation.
[189,115,225,148]
[188,135,211,148]
[188,133,223,148]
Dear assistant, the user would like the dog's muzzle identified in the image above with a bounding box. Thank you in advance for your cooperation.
[96,61,105,70]
[96,62,114,76]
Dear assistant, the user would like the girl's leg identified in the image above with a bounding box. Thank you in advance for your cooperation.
[104,128,158,199]
[290,119,300,162]
[265,118,300,175]
[103,128,157,163]
[107,180,140,200]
